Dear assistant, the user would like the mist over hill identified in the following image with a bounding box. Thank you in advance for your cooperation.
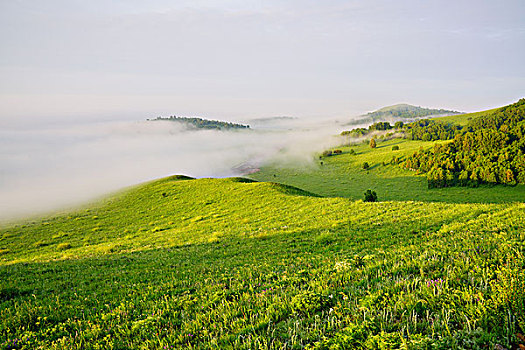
[0,117,341,221]
[346,104,462,125]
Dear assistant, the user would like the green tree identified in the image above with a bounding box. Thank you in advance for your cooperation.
[394,121,404,129]
[369,139,377,148]
[364,189,378,202]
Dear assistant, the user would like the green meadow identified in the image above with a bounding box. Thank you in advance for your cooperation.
[1,173,524,349]
[249,138,525,203]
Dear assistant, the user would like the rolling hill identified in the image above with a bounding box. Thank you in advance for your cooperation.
[1,178,524,348]
[1,101,525,349]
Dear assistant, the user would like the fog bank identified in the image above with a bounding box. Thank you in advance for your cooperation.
[0,117,343,221]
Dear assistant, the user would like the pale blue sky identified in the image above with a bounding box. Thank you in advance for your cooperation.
[1,0,524,124]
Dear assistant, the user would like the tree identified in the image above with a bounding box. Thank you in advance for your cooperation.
[369,139,377,148]
[362,162,370,170]
[364,190,378,202]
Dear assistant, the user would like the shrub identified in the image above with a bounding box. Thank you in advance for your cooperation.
[349,149,356,155]
[322,150,333,157]
[362,162,370,170]
[333,149,342,154]
[364,190,377,202]
[370,138,377,148]
[392,145,399,151]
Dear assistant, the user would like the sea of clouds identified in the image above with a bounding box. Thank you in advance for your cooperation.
[0,116,349,221]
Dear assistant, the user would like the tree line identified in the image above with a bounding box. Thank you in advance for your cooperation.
[340,121,404,137]
[151,116,250,130]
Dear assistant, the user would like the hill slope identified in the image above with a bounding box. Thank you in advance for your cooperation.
[1,176,524,349]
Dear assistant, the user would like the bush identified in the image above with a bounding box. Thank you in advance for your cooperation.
[369,139,377,148]
[349,149,356,155]
[322,150,332,157]
[392,145,399,151]
[333,149,342,154]
[362,162,370,170]
[364,190,377,202]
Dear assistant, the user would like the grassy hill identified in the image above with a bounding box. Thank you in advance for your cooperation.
[433,107,502,126]
[1,175,525,349]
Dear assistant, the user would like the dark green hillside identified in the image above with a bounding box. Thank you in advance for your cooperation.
[404,99,525,188]
[1,176,524,349]
[149,116,250,130]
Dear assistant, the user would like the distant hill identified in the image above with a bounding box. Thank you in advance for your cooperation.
[347,104,462,125]
[149,116,250,130]
[248,116,296,124]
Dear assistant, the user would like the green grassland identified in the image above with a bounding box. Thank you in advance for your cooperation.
[249,138,525,203]
[2,102,525,349]
[1,175,525,349]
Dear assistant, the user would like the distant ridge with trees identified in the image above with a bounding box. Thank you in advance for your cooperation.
[339,98,525,188]
[149,116,250,130]
[346,103,462,125]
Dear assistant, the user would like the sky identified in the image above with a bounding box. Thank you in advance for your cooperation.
[1,0,524,125]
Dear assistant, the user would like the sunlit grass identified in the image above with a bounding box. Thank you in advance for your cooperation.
[1,175,524,349]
